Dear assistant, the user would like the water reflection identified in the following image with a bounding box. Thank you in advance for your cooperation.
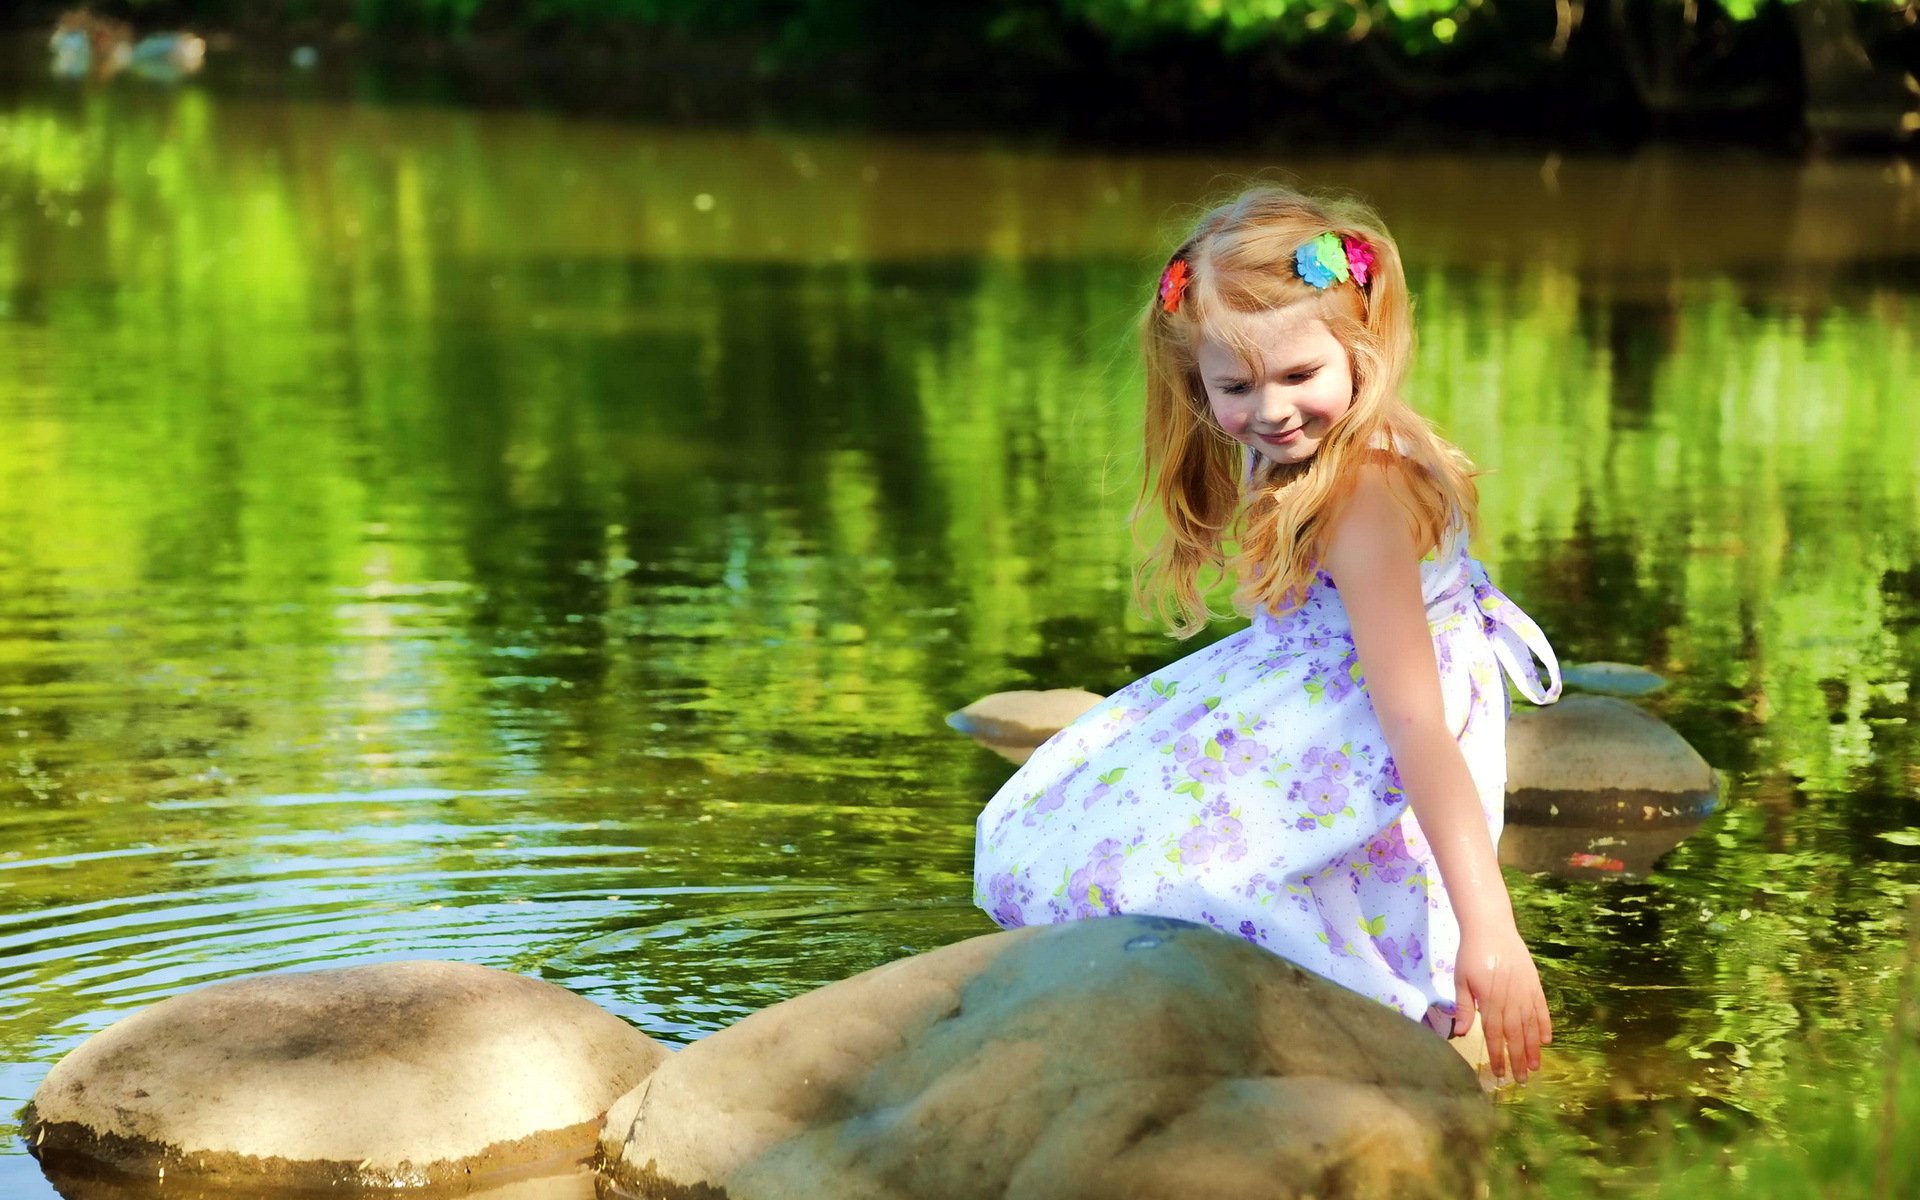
[0,82,1917,1197]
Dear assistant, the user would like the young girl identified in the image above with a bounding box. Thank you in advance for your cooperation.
[972,184,1562,1084]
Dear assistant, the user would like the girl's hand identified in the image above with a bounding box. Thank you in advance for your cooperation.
[1454,922,1552,1083]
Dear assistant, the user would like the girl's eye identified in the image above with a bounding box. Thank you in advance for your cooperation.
[1286,369,1319,384]
[1221,383,1250,395]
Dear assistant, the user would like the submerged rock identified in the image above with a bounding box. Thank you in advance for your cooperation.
[25,960,668,1192]
[946,687,1105,763]
[1561,661,1668,697]
[600,915,1492,1200]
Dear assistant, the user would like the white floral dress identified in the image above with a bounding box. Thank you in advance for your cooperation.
[972,450,1563,1025]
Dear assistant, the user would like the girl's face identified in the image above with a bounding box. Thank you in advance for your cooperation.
[1195,304,1355,467]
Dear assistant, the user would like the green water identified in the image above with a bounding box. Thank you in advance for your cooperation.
[1,79,1917,1196]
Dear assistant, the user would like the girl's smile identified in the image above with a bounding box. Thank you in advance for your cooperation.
[1195,305,1355,466]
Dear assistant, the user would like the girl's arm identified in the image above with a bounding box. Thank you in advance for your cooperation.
[1322,463,1551,1083]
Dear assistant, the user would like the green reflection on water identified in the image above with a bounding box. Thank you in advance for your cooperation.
[0,83,1917,1195]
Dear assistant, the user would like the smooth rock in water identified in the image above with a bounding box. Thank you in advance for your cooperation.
[1561,660,1668,697]
[25,960,669,1192]
[1506,694,1718,828]
[600,915,1492,1200]
[946,687,1105,764]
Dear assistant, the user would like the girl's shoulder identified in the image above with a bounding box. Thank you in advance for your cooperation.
[1321,459,1423,573]
[1334,443,1472,568]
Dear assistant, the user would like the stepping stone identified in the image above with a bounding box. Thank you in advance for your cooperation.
[947,688,1106,763]
[25,960,668,1192]
[600,915,1491,1200]
[1506,694,1719,829]
[1561,661,1668,697]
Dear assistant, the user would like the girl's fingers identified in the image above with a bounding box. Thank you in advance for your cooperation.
[1482,996,1507,1078]
[1453,986,1478,1038]
[1520,1003,1541,1075]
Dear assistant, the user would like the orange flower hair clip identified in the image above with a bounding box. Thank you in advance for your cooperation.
[1158,258,1192,313]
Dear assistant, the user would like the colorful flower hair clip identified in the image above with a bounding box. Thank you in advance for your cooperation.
[1294,232,1376,291]
[1158,257,1192,313]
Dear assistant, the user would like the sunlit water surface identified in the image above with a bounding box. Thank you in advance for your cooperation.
[0,77,1917,1196]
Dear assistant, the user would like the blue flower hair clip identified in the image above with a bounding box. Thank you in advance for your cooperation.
[1294,232,1376,291]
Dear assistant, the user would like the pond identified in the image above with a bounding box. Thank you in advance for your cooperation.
[0,74,1917,1197]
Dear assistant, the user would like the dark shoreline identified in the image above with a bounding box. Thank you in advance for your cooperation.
[1,3,1910,156]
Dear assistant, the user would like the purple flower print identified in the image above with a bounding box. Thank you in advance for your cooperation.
[1238,919,1261,944]
[1301,746,1351,780]
[1225,739,1270,775]
[1376,756,1405,805]
[1295,816,1318,831]
[1080,769,1125,812]
[1216,728,1237,747]
[1314,669,1347,704]
[1171,702,1213,733]
[1186,757,1226,784]
[985,871,1029,928]
[1299,777,1349,816]
[1132,679,1174,715]
[1366,824,1416,884]
[1242,873,1285,902]
[1173,735,1199,761]
[1067,846,1125,918]
[1181,802,1246,862]
[1178,825,1217,865]
[1373,933,1425,981]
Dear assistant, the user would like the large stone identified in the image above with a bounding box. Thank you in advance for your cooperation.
[946,688,1106,763]
[1506,694,1718,828]
[599,915,1492,1200]
[24,960,669,1192]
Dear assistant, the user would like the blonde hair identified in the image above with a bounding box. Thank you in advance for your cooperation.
[1132,183,1481,639]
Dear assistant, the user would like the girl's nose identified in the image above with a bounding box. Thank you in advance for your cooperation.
[1254,385,1296,425]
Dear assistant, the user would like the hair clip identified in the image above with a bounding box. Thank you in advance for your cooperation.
[1158,258,1192,313]
[1294,232,1376,291]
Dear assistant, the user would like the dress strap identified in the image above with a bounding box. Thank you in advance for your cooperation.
[1464,561,1563,705]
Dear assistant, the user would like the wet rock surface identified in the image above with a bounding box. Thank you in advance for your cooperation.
[1506,694,1717,826]
[24,960,669,1193]
[1502,694,1718,879]
[600,915,1492,1200]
